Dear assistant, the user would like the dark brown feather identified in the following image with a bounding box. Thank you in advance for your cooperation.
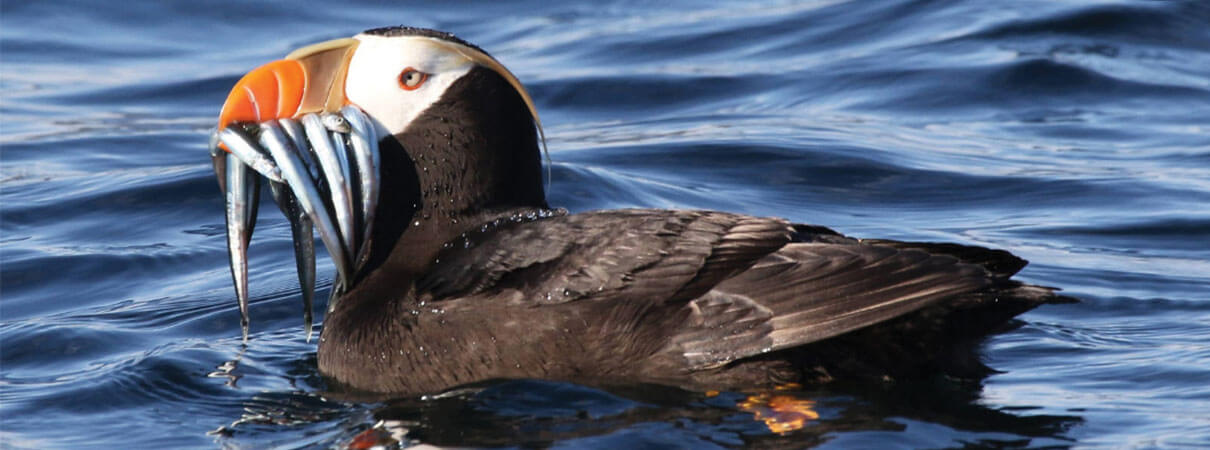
[418,209,792,306]
[323,208,1071,394]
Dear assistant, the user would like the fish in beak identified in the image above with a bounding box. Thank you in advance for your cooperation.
[210,28,547,342]
[210,38,380,341]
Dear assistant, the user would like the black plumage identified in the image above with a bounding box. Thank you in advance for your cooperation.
[311,28,1072,395]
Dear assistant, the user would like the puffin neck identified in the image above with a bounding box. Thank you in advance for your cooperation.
[338,65,547,307]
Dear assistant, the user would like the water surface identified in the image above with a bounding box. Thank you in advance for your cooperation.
[3,0,1209,447]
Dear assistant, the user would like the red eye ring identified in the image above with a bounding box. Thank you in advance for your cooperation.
[398,67,429,91]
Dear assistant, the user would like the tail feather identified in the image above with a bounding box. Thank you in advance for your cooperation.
[859,239,1028,278]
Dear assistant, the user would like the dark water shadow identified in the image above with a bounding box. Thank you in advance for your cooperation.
[300,376,1083,448]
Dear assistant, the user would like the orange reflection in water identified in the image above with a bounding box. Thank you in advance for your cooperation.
[737,388,820,434]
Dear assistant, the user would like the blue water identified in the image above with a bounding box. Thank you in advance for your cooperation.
[3,0,1209,447]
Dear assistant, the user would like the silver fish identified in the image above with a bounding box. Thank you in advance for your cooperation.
[220,151,259,342]
[268,180,316,341]
[301,114,356,262]
[218,126,284,184]
[257,121,351,287]
[213,107,380,340]
[341,105,380,268]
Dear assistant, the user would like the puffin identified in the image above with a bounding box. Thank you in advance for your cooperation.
[213,26,1072,395]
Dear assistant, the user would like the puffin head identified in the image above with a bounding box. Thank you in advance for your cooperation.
[221,27,544,139]
[217,27,548,295]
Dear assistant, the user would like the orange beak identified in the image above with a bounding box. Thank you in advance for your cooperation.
[216,38,361,147]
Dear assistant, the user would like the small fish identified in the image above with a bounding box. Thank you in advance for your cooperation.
[210,108,380,340]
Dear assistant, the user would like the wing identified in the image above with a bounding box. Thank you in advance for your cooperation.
[668,232,1052,370]
[416,209,794,306]
[419,211,1063,374]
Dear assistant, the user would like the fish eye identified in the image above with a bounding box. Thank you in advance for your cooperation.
[398,67,429,90]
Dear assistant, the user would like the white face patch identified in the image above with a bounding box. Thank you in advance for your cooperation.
[345,34,477,136]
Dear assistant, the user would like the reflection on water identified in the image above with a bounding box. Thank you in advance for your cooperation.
[737,388,820,434]
[343,379,1081,448]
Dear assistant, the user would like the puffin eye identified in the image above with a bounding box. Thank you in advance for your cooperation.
[398,68,429,90]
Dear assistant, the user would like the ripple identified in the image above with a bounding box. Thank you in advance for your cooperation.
[847,57,1209,116]
[1026,216,1210,255]
[973,3,1210,48]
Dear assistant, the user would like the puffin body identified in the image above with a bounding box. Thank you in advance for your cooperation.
[214,27,1071,395]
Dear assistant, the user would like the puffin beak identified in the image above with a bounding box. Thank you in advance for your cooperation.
[211,38,379,341]
[216,38,360,131]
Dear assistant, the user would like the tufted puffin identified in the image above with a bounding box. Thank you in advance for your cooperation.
[211,26,1073,395]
